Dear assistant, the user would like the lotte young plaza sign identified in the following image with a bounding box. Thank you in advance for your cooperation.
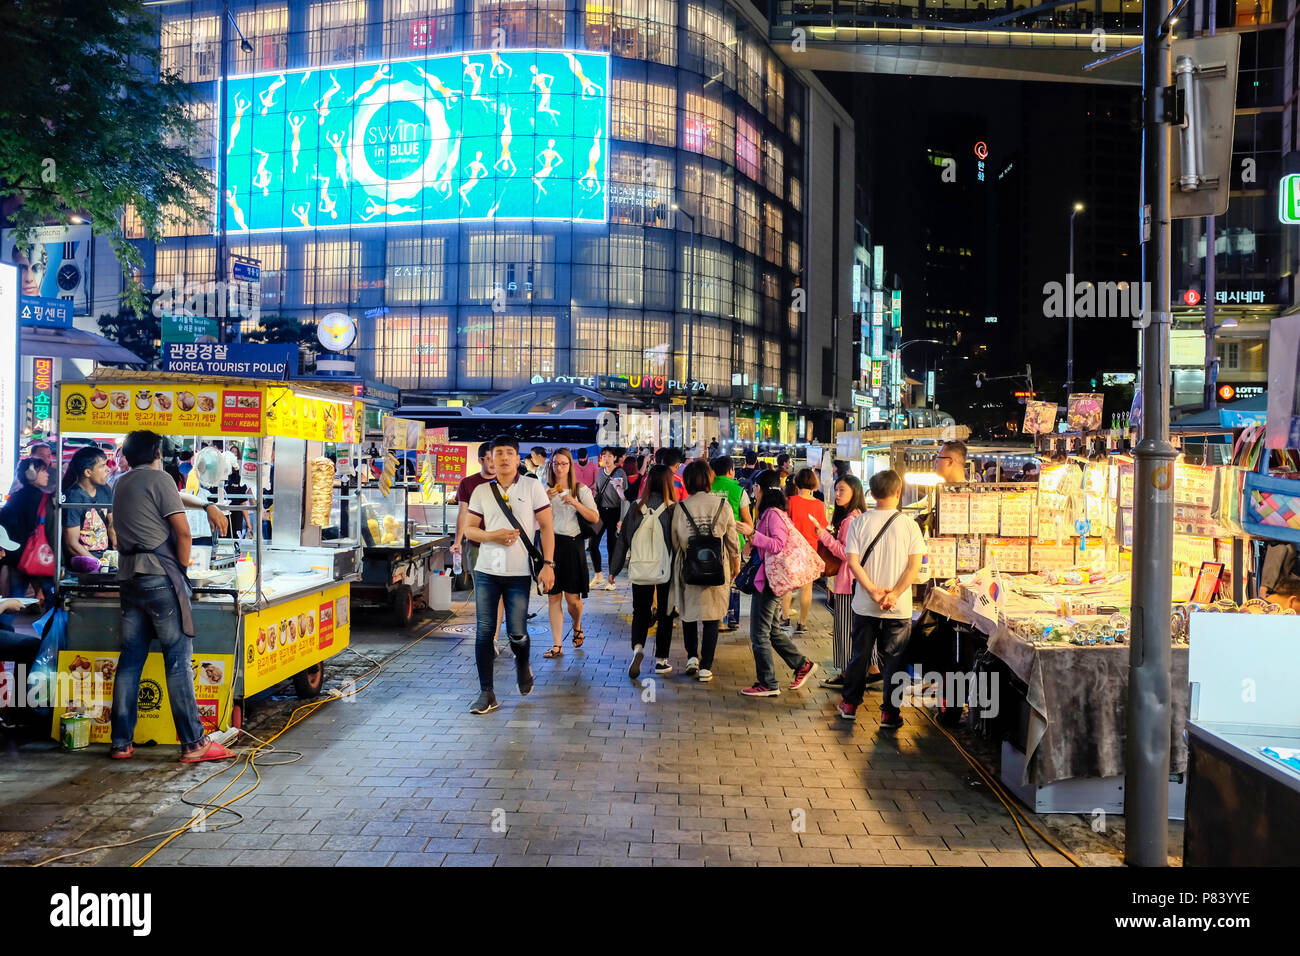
[222,49,609,231]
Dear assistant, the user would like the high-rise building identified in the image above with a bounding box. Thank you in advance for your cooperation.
[121,0,854,441]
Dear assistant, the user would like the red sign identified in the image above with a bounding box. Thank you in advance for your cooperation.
[1183,289,1202,306]
[220,390,262,434]
[409,19,433,49]
[317,601,335,650]
[33,358,53,392]
[974,141,989,160]
[1217,383,1236,401]
[429,443,467,483]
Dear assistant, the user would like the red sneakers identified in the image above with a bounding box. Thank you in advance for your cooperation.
[790,660,818,690]
[836,701,857,721]
[740,683,780,698]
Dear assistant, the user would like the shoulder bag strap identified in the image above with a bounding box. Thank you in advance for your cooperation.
[711,497,727,531]
[860,511,901,563]
[681,499,707,537]
[489,482,544,568]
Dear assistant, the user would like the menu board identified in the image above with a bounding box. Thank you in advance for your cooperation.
[1000,493,1032,536]
[968,493,1000,534]
[939,492,970,535]
[429,443,469,483]
[928,537,957,580]
[1031,542,1075,572]
[986,537,1029,573]
[61,383,252,436]
[956,535,983,572]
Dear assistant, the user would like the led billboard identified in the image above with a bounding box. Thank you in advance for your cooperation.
[223,49,609,231]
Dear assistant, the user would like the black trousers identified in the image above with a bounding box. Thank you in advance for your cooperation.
[631,582,672,656]
[682,620,718,669]
[589,506,620,573]
[842,613,911,716]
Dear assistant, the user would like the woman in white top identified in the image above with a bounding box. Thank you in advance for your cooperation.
[543,448,601,657]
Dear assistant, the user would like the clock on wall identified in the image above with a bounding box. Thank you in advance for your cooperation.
[56,261,81,292]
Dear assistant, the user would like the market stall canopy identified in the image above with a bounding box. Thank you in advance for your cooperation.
[1172,393,1267,428]
[21,326,145,365]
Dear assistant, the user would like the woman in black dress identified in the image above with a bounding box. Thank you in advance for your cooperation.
[542,448,601,658]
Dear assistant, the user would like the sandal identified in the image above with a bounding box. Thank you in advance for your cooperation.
[572,628,585,648]
[543,644,563,658]
[179,741,237,764]
[109,745,134,760]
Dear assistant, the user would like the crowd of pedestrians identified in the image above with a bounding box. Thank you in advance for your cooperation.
[454,436,927,725]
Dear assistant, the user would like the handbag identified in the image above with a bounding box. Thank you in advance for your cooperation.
[17,496,55,577]
[574,485,603,539]
[735,550,762,595]
[817,535,842,577]
[765,511,826,597]
[490,483,545,579]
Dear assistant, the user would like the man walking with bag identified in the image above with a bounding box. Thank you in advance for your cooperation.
[588,447,626,591]
[837,470,926,728]
[462,435,556,715]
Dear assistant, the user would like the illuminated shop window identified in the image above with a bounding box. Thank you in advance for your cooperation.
[789,177,802,213]
[465,231,556,301]
[682,91,732,162]
[681,241,733,317]
[384,0,456,57]
[765,58,785,129]
[462,312,557,385]
[584,0,677,66]
[763,140,784,199]
[674,319,729,386]
[372,313,450,385]
[609,148,675,227]
[302,239,363,304]
[681,160,733,243]
[734,255,758,326]
[386,237,447,303]
[308,0,368,66]
[739,36,764,109]
[232,5,289,74]
[160,14,220,83]
[154,245,218,287]
[471,0,565,49]
[573,310,672,377]
[685,3,736,89]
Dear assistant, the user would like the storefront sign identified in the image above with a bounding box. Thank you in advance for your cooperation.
[265,388,360,443]
[32,357,53,432]
[163,342,297,379]
[1279,173,1300,223]
[50,651,235,745]
[428,442,468,483]
[243,583,352,697]
[19,295,72,328]
[598,374,708,396]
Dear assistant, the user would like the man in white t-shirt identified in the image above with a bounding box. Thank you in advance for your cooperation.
[462,435,556,715]
[837,469,927,728]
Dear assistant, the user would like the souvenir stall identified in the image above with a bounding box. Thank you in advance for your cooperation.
[49,372,364,745]
[351,414,458,626]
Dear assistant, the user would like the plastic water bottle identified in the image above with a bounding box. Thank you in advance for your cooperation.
[452,550,463,575]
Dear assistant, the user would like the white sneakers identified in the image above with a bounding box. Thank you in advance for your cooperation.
[697,668,713,682]
[604,578,617,591]
[629,645,644,680]
[685,657,699,675]
[591,573,607,589]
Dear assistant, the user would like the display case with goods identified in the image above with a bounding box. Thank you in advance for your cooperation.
[48,372,365,745]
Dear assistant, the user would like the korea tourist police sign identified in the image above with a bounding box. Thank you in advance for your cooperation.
[162,343,298,379]
[222,49,610,231]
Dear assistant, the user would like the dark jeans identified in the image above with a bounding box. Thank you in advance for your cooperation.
[589,506,620,574]
[683,620,718,669]
[111,574,206,750]
[843,613,911,714]
[1,569,53,630]
[725,587,741,627]
[631,581,672,656]
[0,628,40,666]
[473,571,531,692]
[749,585,808,689]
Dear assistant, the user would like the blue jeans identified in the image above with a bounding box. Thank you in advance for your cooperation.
[749,585,808,689]
[111,574,206,750]
[473,571,531,692]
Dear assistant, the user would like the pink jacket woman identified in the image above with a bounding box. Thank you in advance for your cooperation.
[750,506,789,594]
[816,509,862,595]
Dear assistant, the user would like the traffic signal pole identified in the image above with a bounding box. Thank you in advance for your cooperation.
[1126,0,1178,867]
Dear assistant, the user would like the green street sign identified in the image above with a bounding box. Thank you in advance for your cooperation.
[161,313,219,343]
[1279,174,1300,224]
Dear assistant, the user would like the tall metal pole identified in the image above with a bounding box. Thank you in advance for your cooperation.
[1067,209,1075,395]
[217,0,230,344]
[1126,0,1177,867]
[1203,0,1219,410]
[685,209,697,418]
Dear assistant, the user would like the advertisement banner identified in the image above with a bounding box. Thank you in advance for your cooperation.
[243,583,352,697]
[60,383,260,436]
[50,651,235,745]
[19,295,73,328]
[428,443,469,483]
[32,357,53,432]
[1,225,92,314]
[163,342,297,379]
[264,388,360,443]
[224,49,609,232]
[382,415,425,450]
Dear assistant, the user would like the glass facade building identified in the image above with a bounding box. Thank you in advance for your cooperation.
[133,0,813,408]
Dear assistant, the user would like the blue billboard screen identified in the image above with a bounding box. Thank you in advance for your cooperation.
[222,49,609,231]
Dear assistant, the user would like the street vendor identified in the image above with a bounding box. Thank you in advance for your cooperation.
[108,430,235,763]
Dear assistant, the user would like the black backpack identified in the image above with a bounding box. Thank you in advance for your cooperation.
[681,498,728,586]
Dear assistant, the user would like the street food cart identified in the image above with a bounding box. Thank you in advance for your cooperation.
[351,415,456,626]
[49,372,364,744]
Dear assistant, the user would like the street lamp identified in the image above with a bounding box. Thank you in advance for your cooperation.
[890,338,943,425]
[1066,201,1084,396]
[671,201,698,417]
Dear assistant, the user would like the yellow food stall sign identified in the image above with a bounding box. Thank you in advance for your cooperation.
[243,582,352,696]
[50,652,236,745]
[265,388,361,443]
[61,383,265,436]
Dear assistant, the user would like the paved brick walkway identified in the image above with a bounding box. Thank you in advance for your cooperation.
[0,583,1131,867]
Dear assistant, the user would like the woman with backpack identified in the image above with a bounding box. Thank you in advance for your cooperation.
[668,461,739,682]
[743,484,817,698]
[541,448,602,658]
[815,475,869,689]
[610,464,676,680]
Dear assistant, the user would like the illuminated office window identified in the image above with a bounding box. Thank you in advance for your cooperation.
[763,140,784,199]
[160,13,220,83]
[471,0,565,49]
[608,148,674,228]
[384,0,456,56]
[308,0,368,66]
[766,58,785,128]
[302,240,363,304]
[584,0,677,66]
[154,245,218,286]
[232,5,289,74]
[789,177,802,213]
[788,112,801,146]
[685,3,735,88]
[788,240,801,276]
[386,237,447,302]
[735,115,761,181]
[763,202,783,267]
[735,183,759,255]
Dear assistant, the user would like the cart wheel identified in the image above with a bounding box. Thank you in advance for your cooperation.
[293,663,325,699]
[392,585,414,628]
